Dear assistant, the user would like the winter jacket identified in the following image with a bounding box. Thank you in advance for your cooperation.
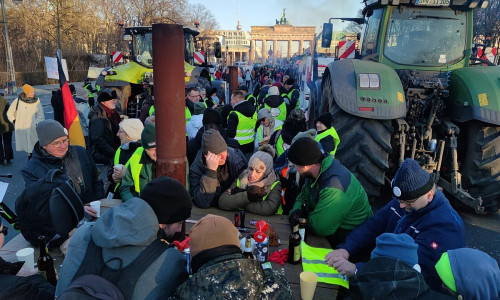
[174,253,293,300]
[189,147,247,208]
[88,104,120,164]
[0,257,55,300]
[74,97,90,137]
[337,190,466,291]
[218,173,282,216]
[119,148,155,201]
[226,100,258,154]
[186,125,240,165]
[347,257,455,300]
[6,93,45,153]
[140,97,155,123]
[0,96,14,134]
[50,89,64,126]
[284,84,300,111]
[55,198,188,299]
[186,114,203,140]
[290,155,372,239]
[22,142,104,204]
[262,94,286,122]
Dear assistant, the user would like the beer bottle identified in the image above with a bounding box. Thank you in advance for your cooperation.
[287,224,301,264]
[242,235,254,259]
[37,236,57,286]
[298,218,308,243]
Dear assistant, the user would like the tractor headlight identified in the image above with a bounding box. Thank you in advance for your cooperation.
[359,73,380,89]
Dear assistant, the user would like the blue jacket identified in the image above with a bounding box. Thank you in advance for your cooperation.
[22,142,104,204]
[338,189,465,290]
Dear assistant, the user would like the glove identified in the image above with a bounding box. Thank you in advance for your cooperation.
[269,249,289,266]
[289,209,300,229]
[247,186,266,202]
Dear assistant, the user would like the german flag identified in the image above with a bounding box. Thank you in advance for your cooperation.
[57,50,85,148]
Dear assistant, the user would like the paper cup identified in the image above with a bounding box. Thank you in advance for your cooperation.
[300,271,318,300]
[16,247,35,271]
[114,164,124,171]
[90,200,101,218]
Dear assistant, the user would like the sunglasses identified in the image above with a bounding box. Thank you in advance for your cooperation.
[1,226,7,236]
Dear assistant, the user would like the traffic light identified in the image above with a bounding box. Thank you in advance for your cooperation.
[214,42,222,58]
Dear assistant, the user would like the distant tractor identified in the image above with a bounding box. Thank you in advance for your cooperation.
[97,26,212,118]
[319,0,499,213]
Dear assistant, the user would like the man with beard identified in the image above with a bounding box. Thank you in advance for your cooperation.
[288,137,372,248]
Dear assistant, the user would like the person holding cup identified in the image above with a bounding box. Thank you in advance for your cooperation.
[0,221,55,299]
[22,120,104,218]
[106,118,144,198]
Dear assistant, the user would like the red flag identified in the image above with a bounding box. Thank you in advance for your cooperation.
[57,50,85,148]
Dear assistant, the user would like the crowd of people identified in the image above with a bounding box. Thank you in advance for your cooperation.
[0,67,498,300]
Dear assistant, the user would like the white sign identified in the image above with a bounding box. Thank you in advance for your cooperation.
[87,67,105,79]
[0,181,8,204]
[44,56,69,80]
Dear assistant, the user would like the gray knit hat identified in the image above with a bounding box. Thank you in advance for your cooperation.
[120,118,144,141]
[257,108,273,120]
[249,145,275,176]
[392,159,434,200]
[36,120,68,147]
[201,129,227,155]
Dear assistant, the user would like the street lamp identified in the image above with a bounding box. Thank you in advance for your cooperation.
[0,0,20,95]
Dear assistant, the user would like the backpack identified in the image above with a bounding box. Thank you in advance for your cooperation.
[58,238,171,300]
[15,169,84,246]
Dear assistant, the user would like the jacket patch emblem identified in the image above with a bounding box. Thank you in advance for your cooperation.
[431,241,438,249]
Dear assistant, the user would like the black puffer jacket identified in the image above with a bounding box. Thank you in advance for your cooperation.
[88,104,120,164]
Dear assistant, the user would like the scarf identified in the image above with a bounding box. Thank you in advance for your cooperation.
[237,168,278,194]
[19,94,39,104]
[101,104,122,129]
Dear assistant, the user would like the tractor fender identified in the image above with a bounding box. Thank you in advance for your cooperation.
[105,61,152,85]
[324,59,406,120]
[448,66,500,126]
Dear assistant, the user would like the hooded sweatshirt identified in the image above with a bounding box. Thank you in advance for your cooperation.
[448,248,500,300]
[55,198,188,299]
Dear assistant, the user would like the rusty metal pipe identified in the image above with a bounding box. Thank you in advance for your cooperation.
[229,66,239,95]
[152,23,186,186]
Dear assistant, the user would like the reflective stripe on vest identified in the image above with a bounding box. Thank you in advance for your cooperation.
[264,102,286,122]
[232,111,257,145]
[236,178,279,201]
[315,127,340,157]
[301,242,349,288]
[128,147,145,193]
[149,105,155,116]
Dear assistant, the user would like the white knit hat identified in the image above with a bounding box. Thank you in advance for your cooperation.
[120,118,144,141]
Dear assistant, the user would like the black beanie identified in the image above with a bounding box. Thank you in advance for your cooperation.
[238,85,248,92]
[315,113,333,128]
[98,88,117,103]
[288,137,323,166]
[392,159,434,200]
[208,87,218,97]
[281,119,302,145]
[140,177,193,224]
[203,108,223,126]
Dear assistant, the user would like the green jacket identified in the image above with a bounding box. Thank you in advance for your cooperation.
[175,253,293,300]
[291,155,372,237]
[218,175,282,216]
[119,149,155,201]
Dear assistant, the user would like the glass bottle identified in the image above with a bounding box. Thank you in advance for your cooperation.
[287,224,301,264]
[37,236,57,286]
[242,235,254,259]
[298,218,308,243]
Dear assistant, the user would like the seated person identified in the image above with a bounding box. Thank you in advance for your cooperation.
[189,129,247,208]
[288,137,373,247]
[326,159,466,291]
[0,221,55,300]
[119,122,156,201]
[435,248,500,300]
[218,145,282,216]
[22,120,103,217]
[349,233,455,300]
[174,214,293,299]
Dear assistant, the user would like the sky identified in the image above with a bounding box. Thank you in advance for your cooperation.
[189,0,365,33]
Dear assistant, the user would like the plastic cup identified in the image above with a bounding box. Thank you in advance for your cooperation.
[300,271,318,300]
[90,200,101,218]
[16,247,35,271]
[114,164,124,172]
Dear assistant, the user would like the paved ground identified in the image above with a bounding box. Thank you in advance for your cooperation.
[1,84,499,263]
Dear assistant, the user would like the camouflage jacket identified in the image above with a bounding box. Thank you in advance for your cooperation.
[174,254,293,300]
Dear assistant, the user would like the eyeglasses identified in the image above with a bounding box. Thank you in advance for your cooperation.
[49,138,70,147]
[398,198,418,205]
[187,94,200,99]
[1,226,8,236]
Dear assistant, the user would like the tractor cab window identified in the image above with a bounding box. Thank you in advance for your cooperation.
[384,7,466,66]
[361,8,383,57]
[134,32,153,68]
[184,33,195,65]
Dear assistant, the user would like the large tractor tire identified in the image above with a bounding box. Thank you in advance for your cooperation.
[322,74,393,197]
[461,121,500,211]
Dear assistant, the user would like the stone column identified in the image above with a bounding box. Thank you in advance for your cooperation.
[261,40,266,64]
[288,40,292,59]
[273,39,277,65]
[299,40,303,55]
[250,40,255,63]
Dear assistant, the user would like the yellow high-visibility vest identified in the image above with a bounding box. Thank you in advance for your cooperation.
[315,127,340,157]
[127,147,145,193]
[232,111,257,146]
[264,102,287,122]
[301,242,349,288]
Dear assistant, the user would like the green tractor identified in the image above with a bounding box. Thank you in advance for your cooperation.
[97,26,212,118]
[319,0,499,213]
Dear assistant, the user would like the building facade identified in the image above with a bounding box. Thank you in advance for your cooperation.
[214,21,251,66]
